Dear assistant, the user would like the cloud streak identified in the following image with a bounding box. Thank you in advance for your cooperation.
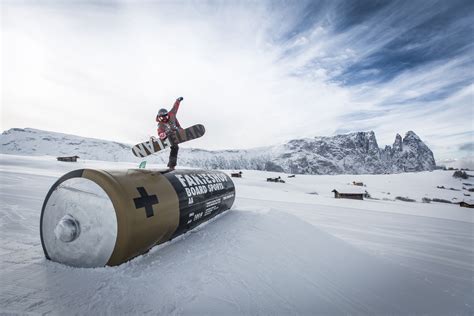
[2,0,473,162]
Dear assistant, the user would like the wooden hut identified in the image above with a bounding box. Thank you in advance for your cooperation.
[57,155,79,162]
[459,202,474,208]
[267,176,285,183]
[231,171,243,178]
[332,189,364,200]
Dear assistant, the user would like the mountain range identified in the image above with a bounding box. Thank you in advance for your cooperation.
[1,128,436,175]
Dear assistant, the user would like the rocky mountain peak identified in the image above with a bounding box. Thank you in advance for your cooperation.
[393,133,403,152]
[367,131,379,154]
[404,130,420,139]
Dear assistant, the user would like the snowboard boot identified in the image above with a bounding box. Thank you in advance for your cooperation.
[167,156,177,171]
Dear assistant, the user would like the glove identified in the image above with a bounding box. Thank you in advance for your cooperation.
[177,97,184,102]
[159,132,167,140]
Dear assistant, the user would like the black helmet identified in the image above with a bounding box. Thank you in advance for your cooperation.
[158,108,168,117]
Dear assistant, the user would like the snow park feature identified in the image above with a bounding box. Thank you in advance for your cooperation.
[40,168,235,267]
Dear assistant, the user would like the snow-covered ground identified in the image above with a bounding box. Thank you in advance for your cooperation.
[1,154,473,315]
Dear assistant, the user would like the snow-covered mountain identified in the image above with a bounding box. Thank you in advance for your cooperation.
[1,128,436,174]
[275,130,437,174]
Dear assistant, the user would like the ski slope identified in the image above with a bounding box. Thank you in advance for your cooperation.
[0,154,473,315]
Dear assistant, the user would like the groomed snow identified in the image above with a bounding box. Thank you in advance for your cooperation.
[0,154,473,315]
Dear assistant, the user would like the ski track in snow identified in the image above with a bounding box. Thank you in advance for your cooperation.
[0,154,473,315]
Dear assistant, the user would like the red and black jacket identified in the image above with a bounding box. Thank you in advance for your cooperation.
[157,99,182,136]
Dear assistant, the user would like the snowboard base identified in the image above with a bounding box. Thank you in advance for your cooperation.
[132,124,205,158]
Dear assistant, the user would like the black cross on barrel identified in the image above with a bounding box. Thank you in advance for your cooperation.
[133,187,159,218]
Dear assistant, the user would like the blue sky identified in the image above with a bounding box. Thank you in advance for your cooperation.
[1,0,473,165]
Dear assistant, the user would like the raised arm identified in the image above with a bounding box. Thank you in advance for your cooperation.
[170,97,184,114]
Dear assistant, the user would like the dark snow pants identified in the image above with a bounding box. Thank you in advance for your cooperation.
[168,145,179,168]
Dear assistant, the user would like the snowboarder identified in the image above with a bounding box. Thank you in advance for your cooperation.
[156,97,184,170]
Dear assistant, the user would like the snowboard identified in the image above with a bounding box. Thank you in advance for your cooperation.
[132,124,205,158]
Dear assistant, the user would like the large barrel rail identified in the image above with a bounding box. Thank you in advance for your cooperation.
[40,169,235,268]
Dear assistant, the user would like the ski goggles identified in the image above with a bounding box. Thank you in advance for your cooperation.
[158,115,169,121]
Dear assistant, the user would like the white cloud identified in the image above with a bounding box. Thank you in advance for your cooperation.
[2,2,353,149]
[1,1,472,163]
